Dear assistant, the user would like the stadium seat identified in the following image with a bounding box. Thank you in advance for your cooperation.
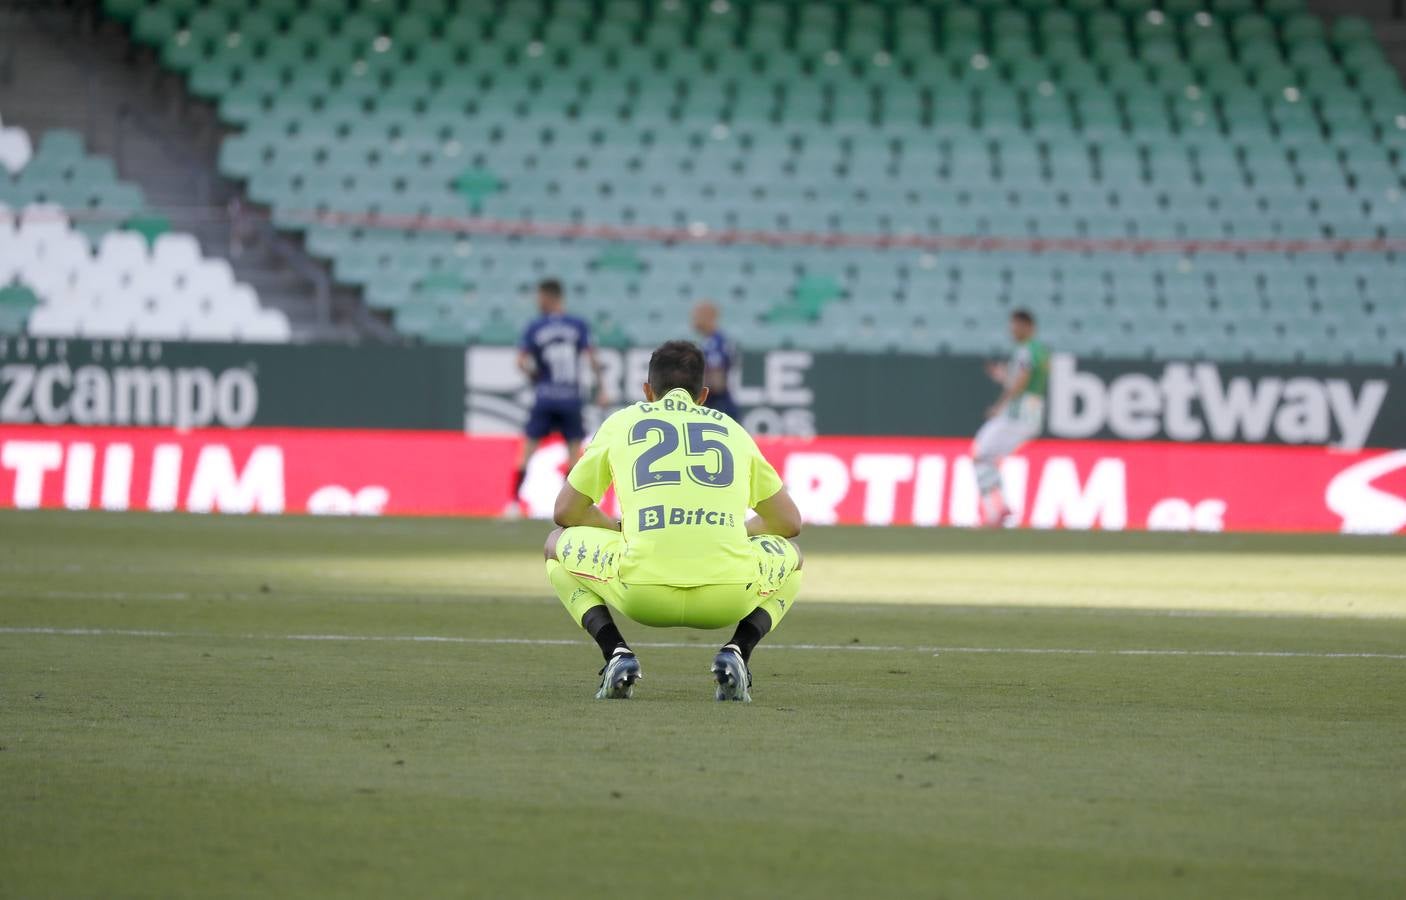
[2,204,288,343]
[94,0,1406,363]
[0,123,34,174]
[0,108,293,343]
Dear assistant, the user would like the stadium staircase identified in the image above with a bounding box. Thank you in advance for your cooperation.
[13,0,1406,362]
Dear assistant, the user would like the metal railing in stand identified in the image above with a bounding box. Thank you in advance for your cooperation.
[109,110,342,329]
[247,212,334,325]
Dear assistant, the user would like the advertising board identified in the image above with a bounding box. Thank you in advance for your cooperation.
[3,424,1400,533]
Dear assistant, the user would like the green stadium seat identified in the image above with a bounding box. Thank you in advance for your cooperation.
[0,282,39,333]
[103,0,149,22]
[90,0,1403,360]
[1332,16,1375,47]
[132,6,180,45]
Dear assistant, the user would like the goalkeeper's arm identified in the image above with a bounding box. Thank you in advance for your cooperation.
[553,483,620,531]
[747,488,802,539]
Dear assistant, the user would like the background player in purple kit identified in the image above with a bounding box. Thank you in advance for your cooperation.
[508,278,603,515]
[691,300,740,421]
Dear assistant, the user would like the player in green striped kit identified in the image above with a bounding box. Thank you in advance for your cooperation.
[974,309,1050,527]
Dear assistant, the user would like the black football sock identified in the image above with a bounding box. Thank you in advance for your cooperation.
[725,608,773,663]
[581,605,630,662]
[511,466,527,500]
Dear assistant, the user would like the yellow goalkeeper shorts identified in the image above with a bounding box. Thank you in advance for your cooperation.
[547,525,801,630]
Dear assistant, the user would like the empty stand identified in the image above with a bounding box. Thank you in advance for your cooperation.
[100,0,1406,362]
[0,112,289,341]
[2,200,291,341]
[0,124,147,244]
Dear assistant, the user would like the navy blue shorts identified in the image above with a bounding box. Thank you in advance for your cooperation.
[705,392,740,422]
[525,399,585,442]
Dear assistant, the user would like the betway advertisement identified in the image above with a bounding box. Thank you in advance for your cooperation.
[3,337,1400,448]
[466,346,1402,448]
[1,425,1402,534]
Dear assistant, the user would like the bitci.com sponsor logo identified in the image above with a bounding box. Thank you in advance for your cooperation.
[638,505,738,531]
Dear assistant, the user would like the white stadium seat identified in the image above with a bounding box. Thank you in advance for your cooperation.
[188,258,235,294]
[18,202,65,227]
[80,304,136,339]
[28,229,89,276]
[18,258,74,299]
[133,306,184,340]
[96,278,147,314]
[0,125,33,174]
[152,232,202,274]
[223,283,261,317]
[25,304,82,337]
[15,206,68,258]
[0,205,18,284]
[241,308,292,342]
[69,265,107,299]
[4,202,289,343]
[184,315,237,342]
[97,230,149,270]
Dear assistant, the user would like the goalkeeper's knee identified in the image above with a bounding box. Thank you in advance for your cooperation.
[759,570,803,630]
[546,559,604,624]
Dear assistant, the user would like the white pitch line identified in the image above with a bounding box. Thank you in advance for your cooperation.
[2,626,1404,660]
[5,587,1405,622]
[18,590,194,602]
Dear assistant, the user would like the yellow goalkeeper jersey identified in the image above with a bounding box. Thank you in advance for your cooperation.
[566,388,784,586]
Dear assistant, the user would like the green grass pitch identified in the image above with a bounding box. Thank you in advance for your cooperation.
[2,510,1404,899]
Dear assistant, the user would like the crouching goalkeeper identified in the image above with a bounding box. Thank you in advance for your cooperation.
[543,340,803,702]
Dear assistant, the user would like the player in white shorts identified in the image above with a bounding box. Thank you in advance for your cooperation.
[974,309,1049,527]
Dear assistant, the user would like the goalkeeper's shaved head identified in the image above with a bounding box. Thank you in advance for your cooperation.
[647,340,706,400]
